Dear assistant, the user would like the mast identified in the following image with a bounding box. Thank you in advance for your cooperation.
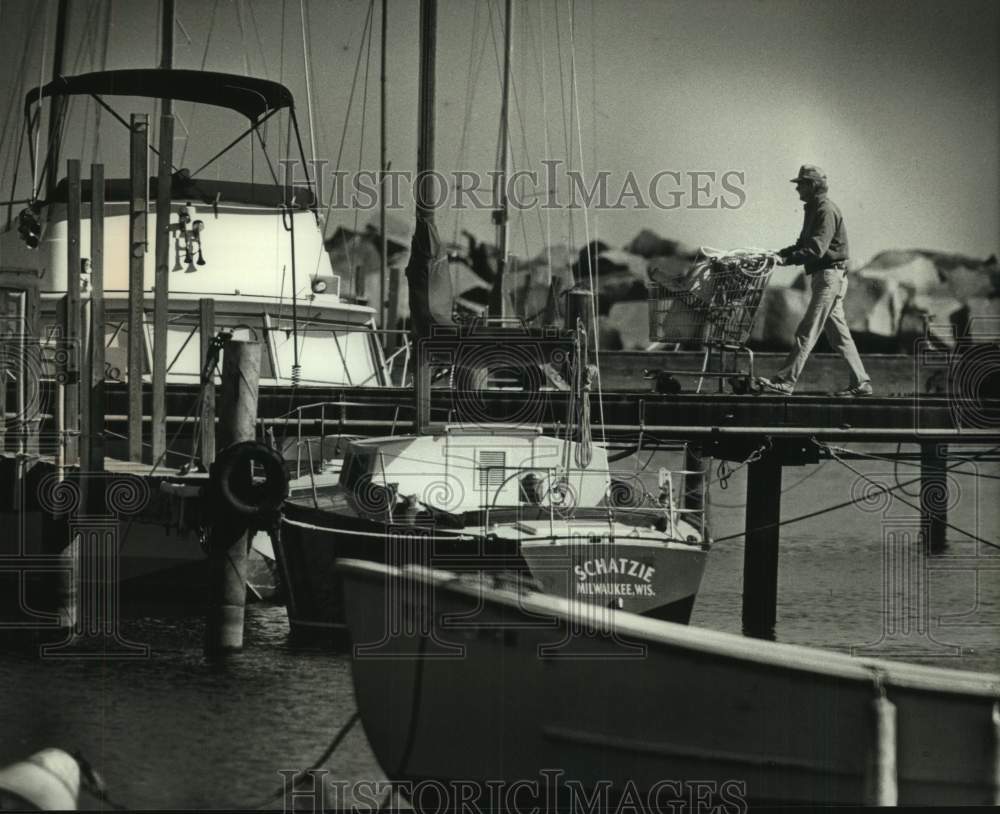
[43,0,70,204]
[492,0,513,318]
[379,0,388,330]
[416,0,436,222]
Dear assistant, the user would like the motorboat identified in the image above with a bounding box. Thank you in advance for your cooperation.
[0,69,390,600]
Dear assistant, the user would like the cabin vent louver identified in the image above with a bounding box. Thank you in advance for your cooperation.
[478,451,506,492]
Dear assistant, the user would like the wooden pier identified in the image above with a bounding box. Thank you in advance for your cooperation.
[5,349,999,644]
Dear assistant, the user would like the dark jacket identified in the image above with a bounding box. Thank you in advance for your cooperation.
[779,194,849,273]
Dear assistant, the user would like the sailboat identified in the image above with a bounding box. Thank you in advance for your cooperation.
[274,322,708,637]
[271,0,709,636]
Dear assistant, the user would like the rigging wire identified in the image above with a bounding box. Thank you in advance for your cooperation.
[31,0,52,200]
[526,0,554,284]
[90,0,112,165]
[252,713,361,810]
[65,0,102,181]
[350,0,376,239]
[486,0,505,192]
[713,443,1000,546]
[709,460,830,508]
[486,0,548,268]
[299,0,318,168]
[811,441,1000,481]
[246,0,273,80]
[178,0,220,167]
[0,13,41,192]
[246,0,274,150]
[483,0,529,260]
[819,439,999,550]
[451,2,487,247]
[314,0,376,281]
[234,0,251,76]
[279,0,287,161]
[567,0,606,447]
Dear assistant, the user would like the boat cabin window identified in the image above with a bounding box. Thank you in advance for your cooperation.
[268,317,380,386]
[144,314,275,381]
[94,313,276,382]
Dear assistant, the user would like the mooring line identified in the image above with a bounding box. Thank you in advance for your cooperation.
[820,440,999,551]
[714,442,1000,544]
[252,711,360,810]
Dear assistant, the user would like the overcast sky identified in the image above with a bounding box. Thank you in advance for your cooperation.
[1,0,997,267]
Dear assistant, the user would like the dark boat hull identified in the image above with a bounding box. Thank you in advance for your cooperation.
[274,503,706,639]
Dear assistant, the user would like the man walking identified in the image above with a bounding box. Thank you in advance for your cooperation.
[758,165,873,397]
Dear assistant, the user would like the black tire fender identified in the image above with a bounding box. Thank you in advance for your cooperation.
[209,440,289,521]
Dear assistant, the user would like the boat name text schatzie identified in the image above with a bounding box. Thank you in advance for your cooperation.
[575,558,655,581]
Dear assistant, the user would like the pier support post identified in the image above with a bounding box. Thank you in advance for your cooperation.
[198,299,216,467]
[88,163,106,475]
[205,340,260,656]
[742,445,782,639]
[151,113,174,464]
[64,159,81,467]
[127,114,148,463]
[920,442,948,553]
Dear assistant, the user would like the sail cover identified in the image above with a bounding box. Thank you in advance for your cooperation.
[25,70,295,123]
[405,216,454,337]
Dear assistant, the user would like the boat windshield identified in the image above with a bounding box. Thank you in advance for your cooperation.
[340,450,373,489]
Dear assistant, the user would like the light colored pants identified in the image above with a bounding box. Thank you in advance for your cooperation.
[775,268,869,387]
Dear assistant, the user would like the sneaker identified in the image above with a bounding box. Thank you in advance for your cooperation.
[833,381,873,397]
[756,377,794,395]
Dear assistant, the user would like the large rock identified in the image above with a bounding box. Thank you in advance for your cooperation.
[626,228,695,260]
[750,287,811,348]
[608,300,653,350]
[847,250,999,347]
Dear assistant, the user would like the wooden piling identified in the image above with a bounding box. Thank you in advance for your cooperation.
[741,446,782,639]
[199,298,216,467]
[53,298,77,634]
[205,339,261,655]
[920,442,948,553]
[79,288,90,472]
[88,163,106,473]
[152,113,174,464]
[127,114,148,463]
[64,159,81,466]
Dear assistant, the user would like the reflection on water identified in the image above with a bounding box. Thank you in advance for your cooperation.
[0,607,386,810]
[1,451,997,809]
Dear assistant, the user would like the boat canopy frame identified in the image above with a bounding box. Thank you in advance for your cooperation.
[20,69,316,213]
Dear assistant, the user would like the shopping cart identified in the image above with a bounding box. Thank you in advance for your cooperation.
[646,250,778,394]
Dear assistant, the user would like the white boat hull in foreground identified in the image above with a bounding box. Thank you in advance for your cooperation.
[339,559,1000,808]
